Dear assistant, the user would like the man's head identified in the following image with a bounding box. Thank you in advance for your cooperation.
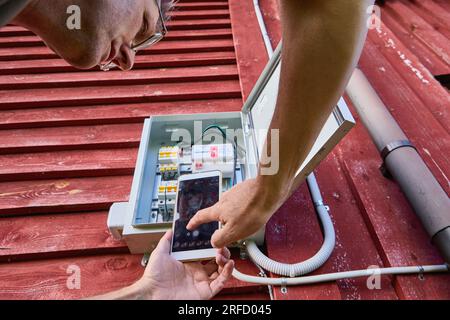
[11,0,174,70]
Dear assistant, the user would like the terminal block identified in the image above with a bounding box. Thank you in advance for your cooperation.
[157,180,177,220]
[158,146,180,164]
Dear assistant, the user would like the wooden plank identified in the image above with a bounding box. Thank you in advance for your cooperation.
[155,28,233,41]
[432,0,450,12]
[259,0,282,50]
[314,149,398,300]
[176,2,229,11]
[0,39,235,61]
[265,184,342,300]
[0,29,233,48]
[359,38,450,195]
[402,0,450,40]
[0,176,133,216]
[253,0,392,300]
[0,0,269,299]
[0,80,242,110]
[0,251,266,299]
[157,19,232,31]
[0,64,239,90]
[381,2,450,76]
[0,98,243,130]
[0,123,143,154]
[168,9,230,20]
[339,120,450,300]
[0,148,137,181]
[380,6,450,76]
[0,19,233,37]
[0,254,144,299]
[367,25,450,132]
[228,0,268,101]
[0,52,237,75]
[0,211,127,262]
[384,1,450,66]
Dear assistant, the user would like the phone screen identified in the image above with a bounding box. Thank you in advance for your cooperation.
[172,175,220,252]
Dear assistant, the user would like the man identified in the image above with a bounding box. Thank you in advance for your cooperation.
[1,0,374,299]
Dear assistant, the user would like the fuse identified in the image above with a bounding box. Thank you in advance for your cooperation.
[157,180,177,221]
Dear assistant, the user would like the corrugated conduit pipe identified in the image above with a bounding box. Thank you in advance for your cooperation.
[245,175,335,277]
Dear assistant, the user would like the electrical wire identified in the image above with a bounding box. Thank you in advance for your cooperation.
[247,250,275,300]
[232,263,449,286]
[200,125,239,187]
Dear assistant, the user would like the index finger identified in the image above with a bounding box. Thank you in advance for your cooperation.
[186,206,220,231]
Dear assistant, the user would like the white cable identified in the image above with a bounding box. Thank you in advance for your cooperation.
[232,264,449,286]
[245,176,335,277]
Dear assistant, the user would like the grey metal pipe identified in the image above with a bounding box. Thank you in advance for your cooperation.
[346,69,450,263]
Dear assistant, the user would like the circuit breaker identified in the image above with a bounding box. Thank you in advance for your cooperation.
[107,44,355,254]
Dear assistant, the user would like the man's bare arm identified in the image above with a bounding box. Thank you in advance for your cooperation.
[188,0,374,247]
[260,0,374,200]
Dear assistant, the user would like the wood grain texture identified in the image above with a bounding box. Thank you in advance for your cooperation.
[383,1,450,72]
[229,0,268,101]
[0,123,143,154]
[0,148,138,181]
[0,211,127,262]
[0,65,239,90]
[0,30,233,48]
[367,23,450,132]
[0,251,267,299]
[0,39,235,61]
[0,0,267,298]
[0,51,237,75]
[0,0,449,300]
[0,176,133,216]
[265,185,342,300]
[381,1,450,76]
[0,80,242,110]
[359,40,450,195]
[0,98,242,130]
[340,119,450,300]
[254,0,450,300]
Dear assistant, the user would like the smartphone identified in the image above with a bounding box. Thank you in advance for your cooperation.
[170,171,222,262]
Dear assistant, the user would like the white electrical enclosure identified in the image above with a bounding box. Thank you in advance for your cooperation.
[108,44,355,254]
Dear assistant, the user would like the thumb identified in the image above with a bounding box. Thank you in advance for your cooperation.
[154,230,172,254]
[211,223,235,248]
[187,206,220,231]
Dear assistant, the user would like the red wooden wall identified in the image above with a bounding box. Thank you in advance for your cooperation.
[0,0,449,300]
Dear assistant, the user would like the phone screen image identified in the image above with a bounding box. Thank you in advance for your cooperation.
[172,175,220,253]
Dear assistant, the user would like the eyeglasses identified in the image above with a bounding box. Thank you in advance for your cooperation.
[100,0,168,71]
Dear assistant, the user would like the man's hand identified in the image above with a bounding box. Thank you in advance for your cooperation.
[135,231,234,300]
[187,178,282,248]
[189,0,373,248]
[89,231,234,300]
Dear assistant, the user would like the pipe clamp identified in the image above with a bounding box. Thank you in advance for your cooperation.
[380,140,417,178]
[380,140,416,161]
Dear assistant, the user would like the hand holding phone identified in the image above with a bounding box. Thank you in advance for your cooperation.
[170,171,222,262]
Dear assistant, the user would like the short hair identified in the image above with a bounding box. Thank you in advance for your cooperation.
[160,0,177,22]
